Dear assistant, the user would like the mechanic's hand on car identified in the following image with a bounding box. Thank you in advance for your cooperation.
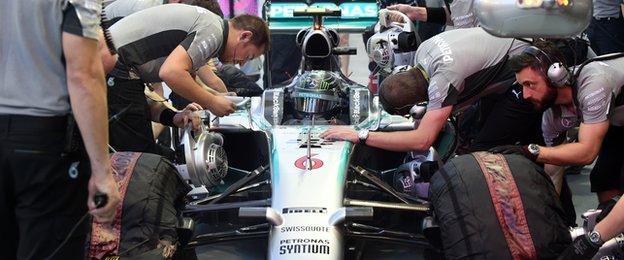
[88,165,121,224]
[207,95,236,117]
[557,234,600,260]
[488,145,537,161]
[320,127,358,143]
[386,4,426,22]
[174,103,203,130]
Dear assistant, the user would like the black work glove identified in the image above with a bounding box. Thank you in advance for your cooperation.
[558,234,600,260]
[488,145,537,161]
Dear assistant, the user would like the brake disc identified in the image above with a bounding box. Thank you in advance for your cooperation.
[183,127,228,187]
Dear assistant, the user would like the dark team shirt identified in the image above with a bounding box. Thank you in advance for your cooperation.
[413,27,529,112]
[109,4,227,83]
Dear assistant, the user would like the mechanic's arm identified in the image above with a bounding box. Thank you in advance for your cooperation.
[197,64,228,93]
[595,197,624,241]
[63,32,120,223]
[159,45,235,116]
[366,106,453,152]
[560,196,624,259]
[387,4,451,25]
[147,98,202,130]
[537,121,609,165]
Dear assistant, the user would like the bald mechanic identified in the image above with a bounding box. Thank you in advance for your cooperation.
[490,45,624,260]
[321,28,538,152]
[104,4,268,152]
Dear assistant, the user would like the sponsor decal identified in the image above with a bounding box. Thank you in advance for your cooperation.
[451,12,476,28]
[270,3,377,19]
[279,238,331,255]
[432,36,453,63]
[273,90,281,125]
[107,77,115,87]
[351,90,360,122]
[198,40,209,57]
[282,207,327,214]
[294,154,324,170]
[400,174,414,190]
[297,92,324,99]
[429,81,442,100]
[68,161,80,179]
[561,118,575,128]
[281,226,330,233]
[269,3,308,18]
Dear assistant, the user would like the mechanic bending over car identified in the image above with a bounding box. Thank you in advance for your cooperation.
[101,0,229,152]
[102,0,230,96]
[101,4,268,153]
[321,27,542,154]
[487,45,624,258]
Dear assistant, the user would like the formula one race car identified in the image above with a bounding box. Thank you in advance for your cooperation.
[171,6,454,260]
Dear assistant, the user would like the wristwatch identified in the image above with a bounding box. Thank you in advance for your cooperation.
[527,143,540,157]
[588,230,604,247]
[358,129,370,144]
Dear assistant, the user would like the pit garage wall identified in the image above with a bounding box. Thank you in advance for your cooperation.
[218,0,262,18]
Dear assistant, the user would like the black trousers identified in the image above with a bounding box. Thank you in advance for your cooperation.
[469,84,544,151]
[586,16,624,55]
[107,76,159,154]
[0,115,90,260]
[590,125,624,192]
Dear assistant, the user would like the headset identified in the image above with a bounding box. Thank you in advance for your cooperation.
[526,45,624,88]
[522,45,571,88]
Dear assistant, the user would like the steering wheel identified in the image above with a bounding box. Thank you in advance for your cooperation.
[378,9,416,33]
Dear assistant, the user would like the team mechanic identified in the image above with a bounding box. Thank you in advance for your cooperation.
[321,28,542,154]
[101,0,225,155]
[103,0,230,96]
[103,4,269,153]
[0,0,120,259]
[490,45,624,258]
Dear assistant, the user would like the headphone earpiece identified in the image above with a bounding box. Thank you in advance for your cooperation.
[523,46,571,88]
[547,62,571,87]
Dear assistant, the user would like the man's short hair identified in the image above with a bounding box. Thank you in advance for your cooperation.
[379,68,429,115]
[509,40,567,75]
[230,14,270,49]
[181,0,224,18]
